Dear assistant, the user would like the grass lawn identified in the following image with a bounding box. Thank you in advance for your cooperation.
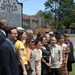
[69,48,75,75]
[70,34,75,38]
[69,63,75,75]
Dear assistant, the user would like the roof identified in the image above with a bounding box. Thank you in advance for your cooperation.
[23,14,29,20]
[23,14,38,21]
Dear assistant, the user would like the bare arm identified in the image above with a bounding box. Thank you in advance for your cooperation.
[60,47,63,65]
[41,56,51,67]
[27,48,33,70]
[41,58,47,64]
[65,45,69,63]
[18,49,27,75]
[49,56,51,65]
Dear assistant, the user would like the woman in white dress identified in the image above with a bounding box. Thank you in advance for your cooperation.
[34,39,42,75]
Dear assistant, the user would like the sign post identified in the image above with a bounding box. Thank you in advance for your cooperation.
[0,0,22,27]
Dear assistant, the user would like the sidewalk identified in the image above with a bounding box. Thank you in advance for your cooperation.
[74,52,75,59]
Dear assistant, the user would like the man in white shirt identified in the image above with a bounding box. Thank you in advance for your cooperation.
[49,36,62,75]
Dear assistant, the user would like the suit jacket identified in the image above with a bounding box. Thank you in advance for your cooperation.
[0,30,6,45]
[0,30,6,75]
[0,40,19,75]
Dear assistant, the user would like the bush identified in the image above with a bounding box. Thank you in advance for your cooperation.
[70,23,75,28]
[23,25,30,29]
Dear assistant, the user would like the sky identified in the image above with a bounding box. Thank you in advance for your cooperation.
[18,0,47,15]
[18,0,75,15]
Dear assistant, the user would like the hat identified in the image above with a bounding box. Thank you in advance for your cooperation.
[17,27,24,30]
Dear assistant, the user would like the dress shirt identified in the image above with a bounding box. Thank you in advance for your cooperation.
[0,29,6,36]
[49,44,62,68]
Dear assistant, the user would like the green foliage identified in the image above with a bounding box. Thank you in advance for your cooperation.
[56,0,75,28]
[70,34,75,37]
[70,23,75,28]
[44,0,75,28]
[44,0,59,14]
[50,21,57,27]
[69,63,75,75]
[23,25,30,29]
[35,10,44,17]
[43,11,52,23]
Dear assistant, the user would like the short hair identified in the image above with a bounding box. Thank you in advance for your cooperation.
[17,30,25,40]
[37,36,46,42]
[59,35,64,40]
[50,36,56,41]
[26,29,33,34]
[34,39,41,45]
[0,19,8,29]
[37,32,44,38]
[45,34,50,38]
[63,33,69,37]
[5,26,16,37]
[17,27,24,31]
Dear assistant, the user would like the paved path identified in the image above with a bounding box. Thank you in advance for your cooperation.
[70,38,75,58]
[70,37,75,48]
[74,52,75,58]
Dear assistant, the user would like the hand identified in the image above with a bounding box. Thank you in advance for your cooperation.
[46,63,51,67]
[36,71,38,75]
[23,71,27,75]
[60,64,62,68]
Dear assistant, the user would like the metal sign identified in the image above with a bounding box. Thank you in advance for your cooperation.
[0,0,22,27]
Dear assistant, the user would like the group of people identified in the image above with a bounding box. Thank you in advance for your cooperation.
[0,19,75,75]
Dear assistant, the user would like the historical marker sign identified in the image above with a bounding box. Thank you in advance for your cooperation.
[0,0,22,27]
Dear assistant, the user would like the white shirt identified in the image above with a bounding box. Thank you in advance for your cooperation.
[0,29,6,36]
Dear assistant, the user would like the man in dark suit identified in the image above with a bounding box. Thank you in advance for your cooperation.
[0,27,19,75]
[64,33,75,73]
[0,19,8,45]
[0,19,8,74]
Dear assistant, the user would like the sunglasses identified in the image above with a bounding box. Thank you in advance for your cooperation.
[65,36,69,37]
[31,41,35,43]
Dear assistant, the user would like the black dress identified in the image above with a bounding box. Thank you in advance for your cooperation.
[41,48,51,75]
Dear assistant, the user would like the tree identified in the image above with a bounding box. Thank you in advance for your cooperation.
[44,0,75,28]
[43,11,52,26]
[70,23,75,28]
[44,0,59,21]
[35,10,44,17]
[35,10,52,26]
[56,0,75,28]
